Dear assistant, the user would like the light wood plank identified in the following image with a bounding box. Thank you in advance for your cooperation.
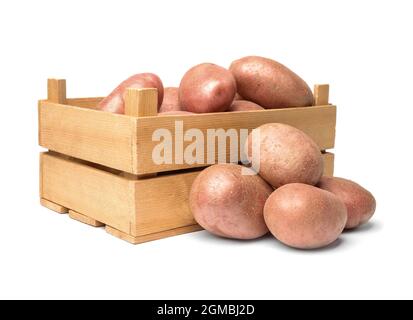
[66,97,103,109]
[38,101,139,174]
[106,225,203,245]
[133,170,201,236]
[322,152,335,177]
[69,210,104,227]
[41,152,136,234]
[47,79,66,104]
[136,105,336,174]
[40,198,68,214]
[314,84,330,106]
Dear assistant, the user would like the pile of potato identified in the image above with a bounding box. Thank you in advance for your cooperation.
[97,56,314,114]
[190,122,375,249]
[98,56,376,249]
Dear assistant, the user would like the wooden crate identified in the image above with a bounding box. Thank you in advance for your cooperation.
[39,79,336,244]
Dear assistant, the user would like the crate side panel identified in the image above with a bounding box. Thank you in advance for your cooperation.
[39,101,138,174]
[65,97,104,109]
[41,152,135,233]
[134,170,200,236]
[136,105,336,174]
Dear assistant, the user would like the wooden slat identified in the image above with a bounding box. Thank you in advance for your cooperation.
[69,210,105,227]
[136,105,336,174]
[40,152,136,234]
[66,97,103,109]
[106,225,203,245]
[314,84,329,106]
[40,198,68,214]
[322,152,335,177]
[133,170,201,236]
[38,101,139,174]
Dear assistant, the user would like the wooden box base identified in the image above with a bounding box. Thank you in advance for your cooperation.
[40,152,202,244]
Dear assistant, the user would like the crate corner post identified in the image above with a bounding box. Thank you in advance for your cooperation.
[124,87,158,179]
[47,78,67,104]
[314,84,330,106]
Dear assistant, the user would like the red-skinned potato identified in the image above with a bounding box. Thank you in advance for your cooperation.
[317,177,376,229]
[159,110,194,116]
[229,56,313,109]
[228,100,264,112]
[179,63,236,113]
[234,92,244,101]
[246,123,323,188]
[98,73,164,114]
[264,183,347,249]
[190,163,273,239]
[159,87,183,113]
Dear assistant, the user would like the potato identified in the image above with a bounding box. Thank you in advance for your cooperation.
[317,177,376,229]
[228,100,264,112]
[98,73,164,114]
[190,163,273,239]
[179,63,236,113]
[234,92,244,101]
[159,110,194,116]
[229,56,313,109]
[264,183,347,249]
[246,123,323,188]
[159,87,183,113]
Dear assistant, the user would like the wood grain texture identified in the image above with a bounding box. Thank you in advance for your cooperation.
[40,152,203,239]
[66,97,103,109]
[106,225,203,245]
[38,101,139,174]
[39,91,335,175]
[40,198,68,214]
[322,152,335,177]
[47,79,66,104]
[125,88,158,117]
[41,152,136,234]
[133,170,201,236]
[69,210,104,227]
[314,84,330,106]
[136,105,336,174]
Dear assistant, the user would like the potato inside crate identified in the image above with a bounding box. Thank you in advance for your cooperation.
[39,79,335,244]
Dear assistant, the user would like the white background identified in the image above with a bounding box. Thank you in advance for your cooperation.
[0,0,412,299]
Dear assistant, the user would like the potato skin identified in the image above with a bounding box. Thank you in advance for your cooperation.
[189,163,273,239]
[228,100,264,112]
[246,123,323,188]
[229,56,313,109]
[179,63,236,113]
[264,183,347,249]
[159,110,194,116]
[98,73,164,114]
[317,177,376,229]
[233,92,244,101]
[159,87,183,113]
